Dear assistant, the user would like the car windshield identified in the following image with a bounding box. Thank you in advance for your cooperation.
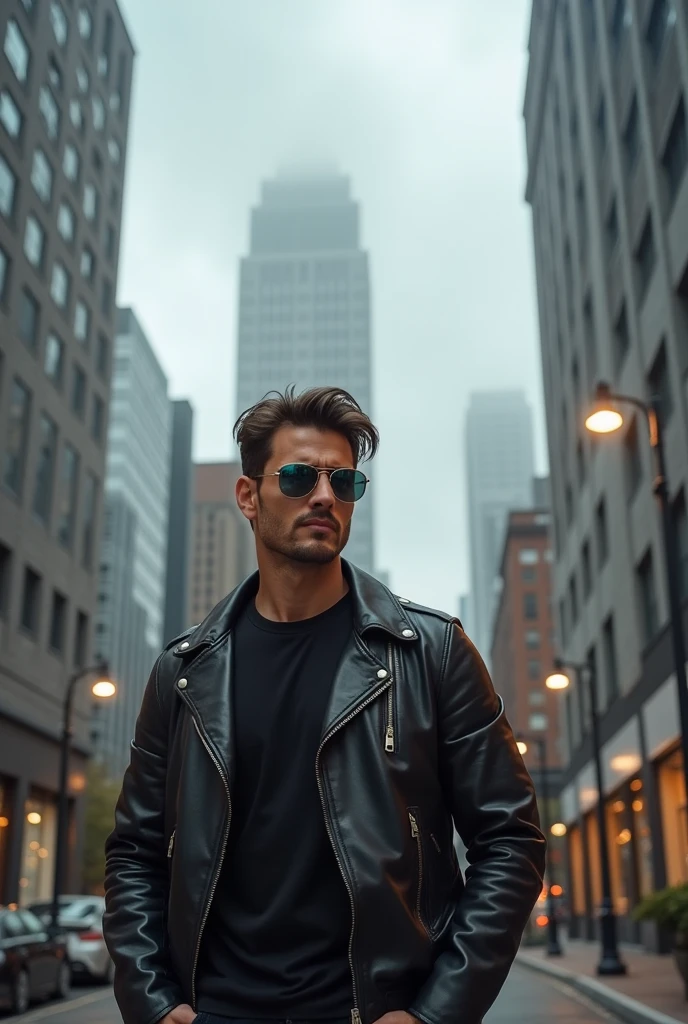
[60,900,101,920]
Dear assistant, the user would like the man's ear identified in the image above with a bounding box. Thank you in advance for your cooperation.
[236,475,257,525]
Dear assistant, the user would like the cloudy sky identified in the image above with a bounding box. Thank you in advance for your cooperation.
[116,0,547,616]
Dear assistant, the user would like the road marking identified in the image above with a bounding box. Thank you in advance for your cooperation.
[16,988,114,1022]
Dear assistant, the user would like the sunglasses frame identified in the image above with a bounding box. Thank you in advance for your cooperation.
[252,463,370,503]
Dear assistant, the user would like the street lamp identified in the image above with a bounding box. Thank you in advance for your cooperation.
[50,663,115,935]
[586,381,688,822]
[516,734,563,956]
[546,658,626,975]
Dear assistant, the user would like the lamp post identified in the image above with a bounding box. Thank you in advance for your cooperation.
[516,733,562,956]
[50,663,115,935]
[546,658,626,975]
[586,381,688,823]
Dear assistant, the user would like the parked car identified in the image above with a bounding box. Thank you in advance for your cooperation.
[28,895,113,985]
[0,906,70,1014]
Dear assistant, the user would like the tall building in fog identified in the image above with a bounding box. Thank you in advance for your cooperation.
[235,169,375,573]
[465,391,535,660]
[163,399,194,645]
[524,0,688,944]
[0,1,134,903]
[93,309,171,779]
[188,463,256,626]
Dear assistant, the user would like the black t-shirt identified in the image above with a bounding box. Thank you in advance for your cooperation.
[196,594,354,1019]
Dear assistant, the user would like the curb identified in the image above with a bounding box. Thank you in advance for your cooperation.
[516,952,684,1024]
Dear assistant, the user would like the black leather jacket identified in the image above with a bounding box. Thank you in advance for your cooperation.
[104,563,545,1024]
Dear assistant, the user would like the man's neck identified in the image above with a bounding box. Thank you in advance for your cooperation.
[254,556,349,623]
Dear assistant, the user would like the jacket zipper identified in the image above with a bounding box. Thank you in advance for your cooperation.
[384,642,395,753]
[316,675,392,1024]
[188,714,232,1009]
[167,829,176,859]
[408,812,428,936]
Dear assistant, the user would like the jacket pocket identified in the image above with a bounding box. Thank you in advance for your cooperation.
[408,808,432,938]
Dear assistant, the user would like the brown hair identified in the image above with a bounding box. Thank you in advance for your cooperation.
[233,385,380,478]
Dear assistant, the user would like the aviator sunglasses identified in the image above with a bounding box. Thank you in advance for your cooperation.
[253,463,369,503]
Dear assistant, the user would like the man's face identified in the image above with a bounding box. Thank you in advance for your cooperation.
[244,425,357,565]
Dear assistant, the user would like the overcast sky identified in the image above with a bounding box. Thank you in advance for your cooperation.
[116,0,547,616]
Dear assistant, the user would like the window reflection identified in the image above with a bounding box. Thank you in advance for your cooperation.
[20,794,56,905]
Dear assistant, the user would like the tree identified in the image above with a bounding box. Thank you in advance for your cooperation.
[82,762,120,895]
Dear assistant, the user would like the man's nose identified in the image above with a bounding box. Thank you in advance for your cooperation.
[308,471,336,507]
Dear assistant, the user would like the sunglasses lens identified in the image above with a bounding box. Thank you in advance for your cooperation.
[279,463,318,498]
[331,469,367,502]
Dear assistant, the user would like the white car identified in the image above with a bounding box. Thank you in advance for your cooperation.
[28,896,114,984]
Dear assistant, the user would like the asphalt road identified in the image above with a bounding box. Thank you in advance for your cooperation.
[4,966,622,1023]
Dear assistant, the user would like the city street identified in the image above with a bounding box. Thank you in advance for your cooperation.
[3,966,621,1024]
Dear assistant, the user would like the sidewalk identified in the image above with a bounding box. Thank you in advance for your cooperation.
[517,940,688,1024]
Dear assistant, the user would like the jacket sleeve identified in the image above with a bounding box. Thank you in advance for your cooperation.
[103,653,183,1024]
[408,623,546,1024]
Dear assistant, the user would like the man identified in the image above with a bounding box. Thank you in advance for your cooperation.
[104,386,545,1024]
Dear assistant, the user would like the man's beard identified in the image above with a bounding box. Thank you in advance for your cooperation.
[255,498,351,564]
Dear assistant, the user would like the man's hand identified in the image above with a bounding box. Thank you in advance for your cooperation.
[160,1005,197,1023]
[371,1013,420,1024]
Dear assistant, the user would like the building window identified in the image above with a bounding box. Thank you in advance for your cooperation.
[47,57,62,94]
[0,245,8,304]
[20,566,42,636]
[71,364,87,419]
[635,215,656,297]
[101,277,112,316]
[637,548,659,643]
[44,332,64,387]
[24,215,45,269]
[524,593,538,620]
[30,148,52,205]
[624,415,643,498]
[70,99,83,133]
[99,13,114,79]
[646,0,676,64]
[38,85,59,140]
[91,394,104,443]
[49,590,67,654]
[32,412,58,525]
[528,661,542,683]
[662,99,687,204]
[673,489,688,602]
[74,300,90,345]
[56,443,79,549]
[4,20,30,84]
[610,0,628,53]
[49,1,69,46]
[80,245,95,282]
[96,333,108,378]
[78,7,92,41]
[18,287,39,352]
[0,155,16,219]
[522,566,536,583]
[74,610,88,667]
[57,201,75,244]
[0,542,12,620]
[63,142,80,183]
[582,540,593,598]
[648,339,673,427]
[603,614,619,703]
[82,472,97,569]
[613,302,630,374]
[83,182,98,222]
[624,96,641,171]
[92,95,105,131]
[50,261,70,308]
[529,713,548,732]
[76,64,89,94]
[108,138,121,166]
[3,377,32,497]
[525,629,541,650]
[104,223,116,261]
[0,88,22,139]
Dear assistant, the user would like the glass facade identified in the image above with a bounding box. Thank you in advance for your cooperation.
[19,793,57,905]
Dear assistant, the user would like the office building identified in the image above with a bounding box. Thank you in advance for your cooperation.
[235,169,375,573]
[92,308,171,781]
[465,391,536,661]
[524,0,688,944]
[163,399,194,645]
[0,0,134,903]
[188,463,257,626]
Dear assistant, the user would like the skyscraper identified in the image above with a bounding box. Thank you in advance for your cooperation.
[465,391,535,660]
[524,0,688,942]
[163,399,194,645]
[0,0,134,902]
[93,308,171,779]
[235,169,375,573]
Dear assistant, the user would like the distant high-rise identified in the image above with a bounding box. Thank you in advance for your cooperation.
[93,309,171,779]
[465,391,535,659]
[235,169,374,573]
[163,399,194,645]
[0,0,134,903]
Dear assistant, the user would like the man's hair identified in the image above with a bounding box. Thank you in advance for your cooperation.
[233,385,380,479]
